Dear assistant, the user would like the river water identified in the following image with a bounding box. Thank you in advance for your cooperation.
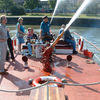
[8,25,100,65]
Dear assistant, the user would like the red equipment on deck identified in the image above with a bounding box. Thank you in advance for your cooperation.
[42,47,53,72]
[42,31,65,72]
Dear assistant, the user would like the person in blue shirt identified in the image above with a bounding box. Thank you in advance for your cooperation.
[40,16,53,43]
[16,17,26,53]
[59,24,78,54]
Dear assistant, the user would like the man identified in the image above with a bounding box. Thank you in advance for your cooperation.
[6,30,15,61]
[0,15,8,75]
[40,16,53,43]
[59,24,78,54]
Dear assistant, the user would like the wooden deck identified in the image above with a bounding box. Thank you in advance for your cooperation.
[0,51,100,100]
[30,86,65,100]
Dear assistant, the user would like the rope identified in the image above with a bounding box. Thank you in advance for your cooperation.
[0,81,100,93]
[0,82,49,93]
[48,81,100,86]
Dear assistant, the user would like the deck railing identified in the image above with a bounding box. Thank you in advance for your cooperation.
[72,32,100,65]
[73,32,100,52]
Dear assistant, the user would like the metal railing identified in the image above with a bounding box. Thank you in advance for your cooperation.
[72,32,100,65]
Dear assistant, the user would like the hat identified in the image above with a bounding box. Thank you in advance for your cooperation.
[42,16,48,19]
[18,17,23,22]
[0,15,6,23]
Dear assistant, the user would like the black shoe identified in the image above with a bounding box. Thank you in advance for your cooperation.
[0,71,9,75]
[24,67,29,69]
[4,69,8,71]
[12,58,15,62]
[6,58,10,61]
[73,51,78,54]
[68,66,72,68]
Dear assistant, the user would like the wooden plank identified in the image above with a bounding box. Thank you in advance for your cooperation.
[38,86,47,100]
[49,87,57,100]
[30,88,39,100]
[49,87,65,100]
[30,86,65,100]
[30,86,47,100]
[57,88,66,100]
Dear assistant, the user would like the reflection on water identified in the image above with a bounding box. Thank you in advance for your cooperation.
[8,25,100,65]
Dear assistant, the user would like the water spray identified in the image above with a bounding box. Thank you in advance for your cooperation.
[52,0,93,48]
[64,0,92,31]
[50,0,60,24]
[42,0,93,72]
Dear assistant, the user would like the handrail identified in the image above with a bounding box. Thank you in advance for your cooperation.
[73,32,100,52]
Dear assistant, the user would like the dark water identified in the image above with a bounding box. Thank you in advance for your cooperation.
[8,25,100,65]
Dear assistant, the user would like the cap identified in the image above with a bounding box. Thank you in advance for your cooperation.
[42,16,48,19]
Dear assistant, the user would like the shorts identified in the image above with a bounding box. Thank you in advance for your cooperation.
[18,37,25,44]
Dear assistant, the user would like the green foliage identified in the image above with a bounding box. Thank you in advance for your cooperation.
[24,0,39,10]
[0,0,14,13]
[86,3,98,15]
[10,5,25,15]
[48,0,56,9]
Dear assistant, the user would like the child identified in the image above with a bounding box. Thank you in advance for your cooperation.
[27,28,38,56]
[27,28,38,40]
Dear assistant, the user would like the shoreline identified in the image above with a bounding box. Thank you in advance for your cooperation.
[7,16,100,28]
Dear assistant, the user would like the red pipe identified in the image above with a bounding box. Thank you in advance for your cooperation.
[42,47,53,72]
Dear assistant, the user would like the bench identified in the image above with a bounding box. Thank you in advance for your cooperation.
[55,40,73,54]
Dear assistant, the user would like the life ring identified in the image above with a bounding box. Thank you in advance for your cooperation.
[78,36,84,51]
[32,76,62,87]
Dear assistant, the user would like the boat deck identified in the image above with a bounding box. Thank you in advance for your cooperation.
[0,52,100,100]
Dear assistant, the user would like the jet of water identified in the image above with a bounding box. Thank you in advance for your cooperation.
[64,0,92,31]
[50,0,60,24]
[51,0,93,48]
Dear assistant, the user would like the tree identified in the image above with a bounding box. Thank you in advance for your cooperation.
[10,5,25,15]
[48,0,56,9]
[86,3,98,15]
[0,0,14,14]
[24,0,39,10]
